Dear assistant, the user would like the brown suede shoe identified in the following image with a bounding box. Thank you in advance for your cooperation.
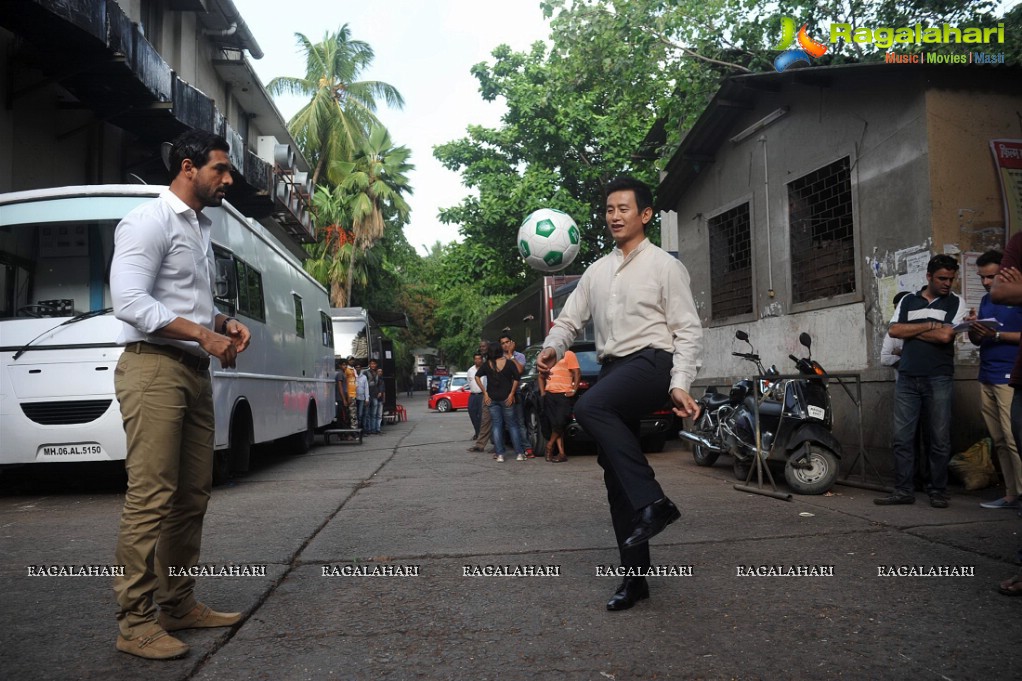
[115,624,189,660]
[158,603,242,632]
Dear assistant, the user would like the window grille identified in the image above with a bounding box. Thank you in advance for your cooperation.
[708,203,753,320]
[788,157,855,304]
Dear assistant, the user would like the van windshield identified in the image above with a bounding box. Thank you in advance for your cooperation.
[333,319,370,363]
[0,195,148,319]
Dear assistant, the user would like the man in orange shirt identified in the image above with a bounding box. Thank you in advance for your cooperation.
[344,357,359,428]
[539,350,581,462]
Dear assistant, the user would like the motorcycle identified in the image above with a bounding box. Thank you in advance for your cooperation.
[680,331,842,495]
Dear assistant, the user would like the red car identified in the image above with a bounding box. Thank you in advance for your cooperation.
[429,385,471,412]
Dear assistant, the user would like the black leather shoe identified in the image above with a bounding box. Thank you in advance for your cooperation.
[606,577,649,611]
[622,497,680,548]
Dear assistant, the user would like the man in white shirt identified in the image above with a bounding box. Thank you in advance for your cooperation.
[466,352,485,439]
[537,176,702,611]
[110,130,251,660]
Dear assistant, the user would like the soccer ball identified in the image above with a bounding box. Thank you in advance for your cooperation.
[517,208,581,272]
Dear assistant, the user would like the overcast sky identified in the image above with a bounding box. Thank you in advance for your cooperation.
[234,0,552,255]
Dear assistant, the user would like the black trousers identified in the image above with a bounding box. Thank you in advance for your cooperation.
[575,348,673,568]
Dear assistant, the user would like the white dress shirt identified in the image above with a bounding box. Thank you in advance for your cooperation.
[110,189,220,356]
[543,238,703,394]
[466,365,485,393]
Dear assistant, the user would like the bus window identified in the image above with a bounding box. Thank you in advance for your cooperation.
[320,311,333,348]
[235,258,265,322]
[293,294,304,338]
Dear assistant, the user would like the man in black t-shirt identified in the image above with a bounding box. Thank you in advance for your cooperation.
[989,232,1022,596]
[875,254,966,508]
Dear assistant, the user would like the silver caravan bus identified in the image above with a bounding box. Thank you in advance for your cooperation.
[0,185,335,482]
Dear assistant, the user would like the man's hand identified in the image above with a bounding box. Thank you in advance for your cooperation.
[224,319,251,353]
[200,332,239,369]
[930,325,956,344]
[969,320,997,341]
[998,266,1022,285]
[536,348,557,372]
[671,388,701,420]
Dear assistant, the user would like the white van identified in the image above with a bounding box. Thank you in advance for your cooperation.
[0,185,335,482]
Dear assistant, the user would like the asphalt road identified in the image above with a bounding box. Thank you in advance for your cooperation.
[1,395,1019,681]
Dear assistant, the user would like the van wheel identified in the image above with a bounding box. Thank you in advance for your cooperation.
[229,415,252,474]
[290,403,317,455]
[212,450,231,486]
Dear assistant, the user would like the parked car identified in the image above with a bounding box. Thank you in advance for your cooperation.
[518,341,675,454]
[428,375,451,396]
[429,384,471,412]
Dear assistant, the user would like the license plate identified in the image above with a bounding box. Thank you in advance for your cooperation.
[807,405,825,420]
[39,443,106,458]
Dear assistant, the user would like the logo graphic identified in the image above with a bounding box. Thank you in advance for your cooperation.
[773,16,828,72]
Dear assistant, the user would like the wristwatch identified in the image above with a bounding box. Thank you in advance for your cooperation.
[995,331,1002,342]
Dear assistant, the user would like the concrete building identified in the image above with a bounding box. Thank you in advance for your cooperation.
[0,0,312,254]
[657,63,1022,467]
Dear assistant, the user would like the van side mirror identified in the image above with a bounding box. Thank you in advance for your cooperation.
[215,258,236,300]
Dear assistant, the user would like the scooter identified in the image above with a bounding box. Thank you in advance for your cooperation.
[680,331,842,495]
[682,330,772,470]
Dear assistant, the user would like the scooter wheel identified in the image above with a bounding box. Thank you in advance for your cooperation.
[784,444,839,495]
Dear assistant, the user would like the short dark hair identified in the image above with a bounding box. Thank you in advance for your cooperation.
[168,130,230,180]
[976,249,1003,268]
[486,341,502,362]
[927,254,959,274]
[605,176,653,213]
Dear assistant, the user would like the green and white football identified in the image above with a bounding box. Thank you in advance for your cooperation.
[517,208,581,272]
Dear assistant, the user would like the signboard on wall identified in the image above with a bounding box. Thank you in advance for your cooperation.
[991,139,1022,239]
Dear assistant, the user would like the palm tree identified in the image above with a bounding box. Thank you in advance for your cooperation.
[304,185,354,306]
[333,124,414,300]
[267,26,404,186]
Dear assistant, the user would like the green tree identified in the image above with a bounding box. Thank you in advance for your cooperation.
[435,0,1018,300]
[267,26,404,187]
[333,124,413,305]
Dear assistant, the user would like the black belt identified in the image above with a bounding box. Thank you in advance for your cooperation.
[125,341,211,372]
[601,347,666,365]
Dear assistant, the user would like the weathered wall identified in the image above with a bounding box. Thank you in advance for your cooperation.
[925,87,1014,255]
[670,69,1020,470]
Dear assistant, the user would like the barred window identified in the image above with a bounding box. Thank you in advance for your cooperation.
[708,203,753,320]
[788,157,855,304]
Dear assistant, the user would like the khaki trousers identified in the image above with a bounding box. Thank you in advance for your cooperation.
[980,382,1022,497]
[113,350,214,638]
[473,398,492,449]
